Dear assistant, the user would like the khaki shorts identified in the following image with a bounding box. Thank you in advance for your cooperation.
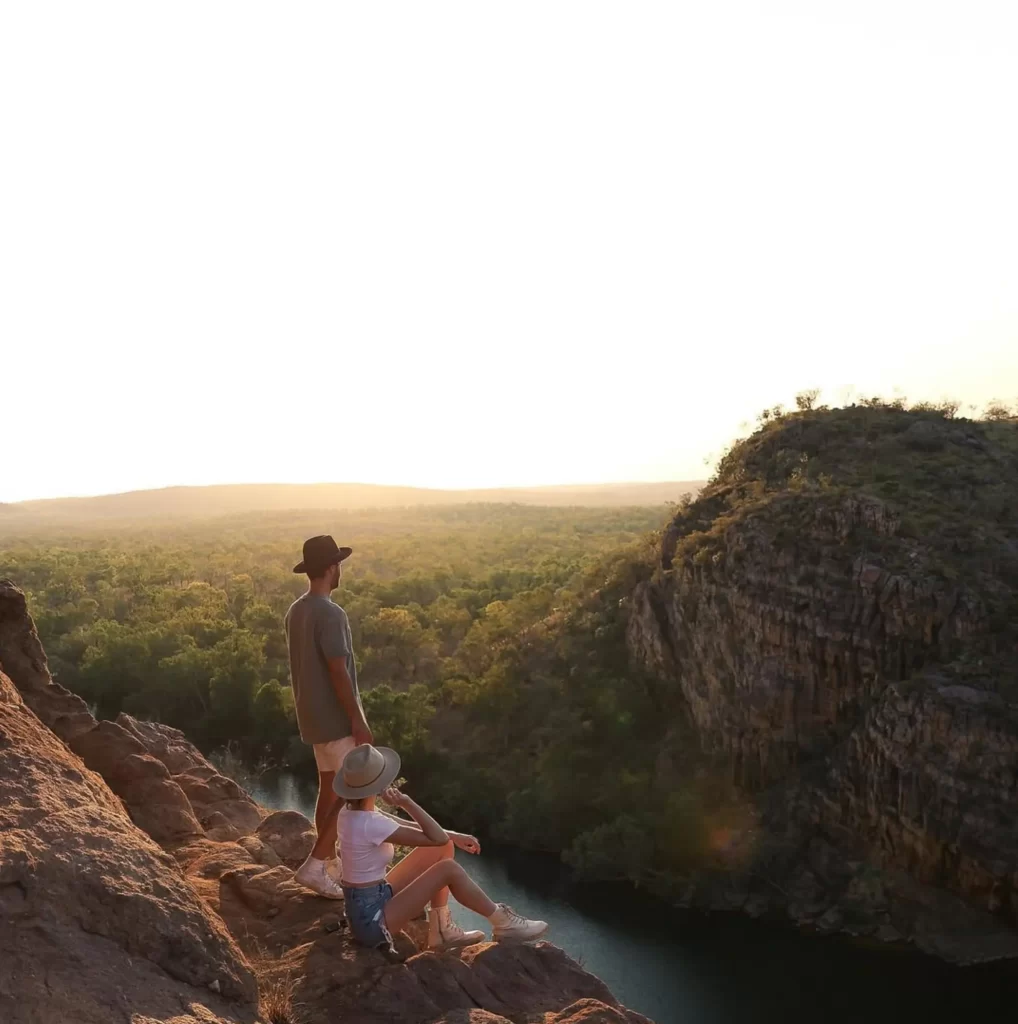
[313,735,357,773]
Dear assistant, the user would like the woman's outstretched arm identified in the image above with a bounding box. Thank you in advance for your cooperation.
[378,802,481,851]
[378,804,482,854]
[383,787,449,848]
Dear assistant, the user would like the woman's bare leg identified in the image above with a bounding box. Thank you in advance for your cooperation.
[386,841,454,907]
[384,860,497,934]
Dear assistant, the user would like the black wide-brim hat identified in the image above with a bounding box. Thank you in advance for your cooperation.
[293,535,353,574]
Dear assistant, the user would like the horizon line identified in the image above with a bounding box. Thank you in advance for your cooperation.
[4,478,706,507]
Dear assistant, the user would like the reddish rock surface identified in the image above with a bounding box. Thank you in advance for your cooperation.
[0,579,653,1024]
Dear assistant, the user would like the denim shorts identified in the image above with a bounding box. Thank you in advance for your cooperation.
[343,882,394,947]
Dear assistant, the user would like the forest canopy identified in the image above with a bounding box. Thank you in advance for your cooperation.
[2,503,664,772]
[3,494,731,888]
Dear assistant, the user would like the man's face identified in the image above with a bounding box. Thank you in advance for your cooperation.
[329,562,342,591]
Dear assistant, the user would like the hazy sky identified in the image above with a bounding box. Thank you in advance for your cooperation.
[2,2,1016,502]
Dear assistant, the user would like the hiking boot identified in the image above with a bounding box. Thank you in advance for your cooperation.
[294,858,345,899]
[490,903,548,942]
[427,905,486,950]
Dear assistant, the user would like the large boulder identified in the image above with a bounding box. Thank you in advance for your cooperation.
[117,714,265,834]
[256,809,316,866]
[116,713,211,774]
[67,720,205,840]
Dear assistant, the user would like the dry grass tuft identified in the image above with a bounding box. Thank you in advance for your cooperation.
[256,964,307,1024]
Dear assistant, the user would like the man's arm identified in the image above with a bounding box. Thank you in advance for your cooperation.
[325,656,372,746]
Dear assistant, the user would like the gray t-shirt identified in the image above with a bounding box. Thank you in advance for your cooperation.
[284,593,361,745]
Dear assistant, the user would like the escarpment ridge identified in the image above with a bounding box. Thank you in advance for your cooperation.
[628,404,1018,962]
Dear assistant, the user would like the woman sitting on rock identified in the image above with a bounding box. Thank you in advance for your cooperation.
[334,743,548,952]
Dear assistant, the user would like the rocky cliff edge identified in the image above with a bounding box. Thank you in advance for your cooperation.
[0,579,652,1024]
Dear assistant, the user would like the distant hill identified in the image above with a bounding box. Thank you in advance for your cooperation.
[0,480,703,530]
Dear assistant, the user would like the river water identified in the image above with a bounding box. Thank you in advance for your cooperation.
[250,773,1014,1024]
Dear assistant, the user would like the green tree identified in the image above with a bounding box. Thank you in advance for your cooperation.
[360,607,440,688]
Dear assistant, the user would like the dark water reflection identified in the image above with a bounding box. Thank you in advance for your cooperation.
[250,773,1015,1024]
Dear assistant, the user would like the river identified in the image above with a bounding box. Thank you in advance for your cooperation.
[249,773,1014,1024]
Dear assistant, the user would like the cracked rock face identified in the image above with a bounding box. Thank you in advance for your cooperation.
[626,407,1018,961]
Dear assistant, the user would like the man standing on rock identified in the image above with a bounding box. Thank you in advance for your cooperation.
[284,535,372,898]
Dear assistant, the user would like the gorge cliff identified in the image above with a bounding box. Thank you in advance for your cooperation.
[627,403,1018,961]
[0,579,650,1024]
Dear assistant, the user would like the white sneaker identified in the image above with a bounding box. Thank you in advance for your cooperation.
[325,856,343,883]
[490,903,548,942]
[294,858,345,899]
[427,905,486,950]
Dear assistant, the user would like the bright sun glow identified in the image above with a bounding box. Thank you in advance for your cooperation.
[2,1,1016,502]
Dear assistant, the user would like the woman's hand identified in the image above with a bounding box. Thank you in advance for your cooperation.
[450,832,481,855]
[382,786,412,810]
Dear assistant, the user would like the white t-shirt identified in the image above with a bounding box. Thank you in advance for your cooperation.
[338,807,400,884]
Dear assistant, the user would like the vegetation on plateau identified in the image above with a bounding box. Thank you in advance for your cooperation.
[665,395,1018,696]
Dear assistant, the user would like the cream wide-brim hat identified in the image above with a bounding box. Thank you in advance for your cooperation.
[332,743,401,799]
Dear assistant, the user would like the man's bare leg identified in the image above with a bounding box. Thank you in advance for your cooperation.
[293,770,345,898]
[312,771,342,861]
